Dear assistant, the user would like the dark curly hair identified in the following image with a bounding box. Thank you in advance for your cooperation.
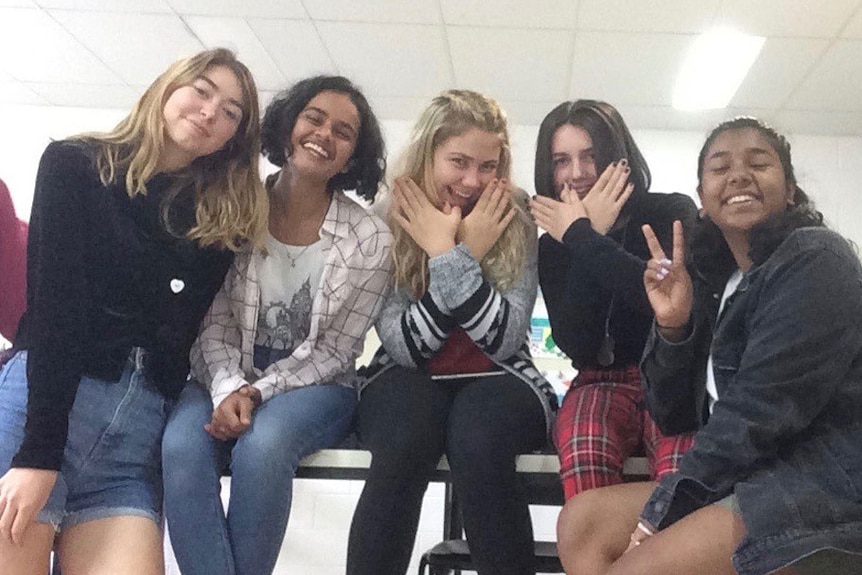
[534,99,651,202]
[261,76,386,202]
[690,117,825,278]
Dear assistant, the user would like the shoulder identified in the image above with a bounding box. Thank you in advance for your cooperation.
[334,193,393,254]
[40,139,96,170]
[775,227,859,268]
[636,192,698,223]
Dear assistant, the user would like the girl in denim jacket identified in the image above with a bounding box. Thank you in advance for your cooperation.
[557,117,862,574]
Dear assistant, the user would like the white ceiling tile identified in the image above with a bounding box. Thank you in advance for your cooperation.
[366,95,429,121]
[449,27,572,102]
[27,82,138,108]
[610,104,671,130]
[183,16,285,91]
[841,6,862,38]
[493,100,565,126]
[0,8,121,84]
[664,107,777,133]
[247,19,337,86]
[0,0,36,6]
[714,0,860,37]
[166,0,306,18]
[51,10,203,86]
[570,31,692,106]
[578,0,719,33]
[774,109,862,136]
[785,40,862,111]
[731,38,829,109]
[441,0,577,29]
[0,80,47,105]
[305,0,440,24]
[316,22,452,98]
[37,0,172,12]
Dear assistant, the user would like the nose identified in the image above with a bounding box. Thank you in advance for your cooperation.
[200,99,219,121]
[462,166,481,189]
[315,120,333,141]
[727,162,752,186]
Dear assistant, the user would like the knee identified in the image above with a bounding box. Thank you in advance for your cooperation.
[557,489,609,557]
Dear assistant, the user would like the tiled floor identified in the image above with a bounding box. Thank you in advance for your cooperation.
[164,477,560,575]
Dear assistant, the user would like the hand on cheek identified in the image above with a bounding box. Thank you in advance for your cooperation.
[391,177,460,258]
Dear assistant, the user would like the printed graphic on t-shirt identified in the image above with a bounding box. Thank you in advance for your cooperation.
[256,277,313,354]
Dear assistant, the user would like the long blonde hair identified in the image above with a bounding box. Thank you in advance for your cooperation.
[74,48,267,251]
[391,89,529,297]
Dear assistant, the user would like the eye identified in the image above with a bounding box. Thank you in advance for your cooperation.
[335,128,354,141]
[223,107,241,122]
[479,163,497,174]
[711,166,730,175]
[304,112,323,125]
[451,157,468,168]
[552,156,569,168]
[193,85,209,97]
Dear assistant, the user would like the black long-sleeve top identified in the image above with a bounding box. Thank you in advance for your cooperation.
[12,140,233,470]
[538,192,697,370]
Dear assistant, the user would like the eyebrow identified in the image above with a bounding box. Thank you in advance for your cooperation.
[198,75,244,111]
[707,147,773,161]
[305,106,359,136]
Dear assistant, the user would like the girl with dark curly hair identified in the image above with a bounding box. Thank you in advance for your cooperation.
[162,76,392,575]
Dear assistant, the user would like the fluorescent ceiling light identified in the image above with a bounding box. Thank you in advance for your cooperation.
[672,28,765,111]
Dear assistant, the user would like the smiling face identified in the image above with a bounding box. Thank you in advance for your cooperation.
[162,64,245,168]
[287,90,360,183]
[698,127,794,236]
[431,127,502,213]
[551,123,598,200]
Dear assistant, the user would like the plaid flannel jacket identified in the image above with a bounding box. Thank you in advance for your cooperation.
[190,192,392,408]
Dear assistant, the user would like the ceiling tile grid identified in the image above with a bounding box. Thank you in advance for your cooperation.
[1,0,861,135]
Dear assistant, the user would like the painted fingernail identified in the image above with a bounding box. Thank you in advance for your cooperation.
[620,158,628,166]
[660,258,672,267]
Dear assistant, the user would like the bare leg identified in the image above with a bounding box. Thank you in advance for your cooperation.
[606,502,745,575]
[557,482,655,574]
[0,522,54,575]
[57,516,164,575]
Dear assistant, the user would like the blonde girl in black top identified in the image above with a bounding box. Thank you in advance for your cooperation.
[0,48,265,575]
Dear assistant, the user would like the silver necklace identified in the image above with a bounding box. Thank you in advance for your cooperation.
[283,244,312,268]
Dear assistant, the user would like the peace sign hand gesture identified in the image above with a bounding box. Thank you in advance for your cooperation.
[391,177,460,258]
[642,220,693,341]
[458,178,516,261]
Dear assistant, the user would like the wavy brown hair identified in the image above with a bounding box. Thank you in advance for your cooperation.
[75,48,267,250]
[391,89,529,297]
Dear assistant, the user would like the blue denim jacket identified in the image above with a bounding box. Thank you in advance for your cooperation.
[640,227,862,575]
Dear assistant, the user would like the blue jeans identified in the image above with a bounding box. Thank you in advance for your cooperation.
[162,381,357,575]
[0,350,170,530]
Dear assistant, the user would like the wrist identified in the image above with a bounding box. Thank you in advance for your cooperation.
[426,241,456,258]
[657,322,690,342]
[236,384,262,408]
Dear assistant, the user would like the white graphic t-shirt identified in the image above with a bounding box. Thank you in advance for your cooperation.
[254,232,325,356]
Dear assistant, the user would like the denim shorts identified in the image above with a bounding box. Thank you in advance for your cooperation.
[0,350,172,531]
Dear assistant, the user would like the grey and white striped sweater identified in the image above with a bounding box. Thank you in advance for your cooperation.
[359,241,558,434]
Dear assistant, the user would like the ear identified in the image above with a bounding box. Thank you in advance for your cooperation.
[786,183,796,206]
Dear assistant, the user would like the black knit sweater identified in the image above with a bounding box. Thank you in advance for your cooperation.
[538,192,697,370]
[12,140,232,470]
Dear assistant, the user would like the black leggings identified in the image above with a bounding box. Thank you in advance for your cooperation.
[346,366,547,575]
